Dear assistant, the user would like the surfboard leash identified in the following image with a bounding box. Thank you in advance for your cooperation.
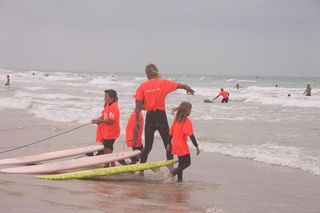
[0,123,91,155]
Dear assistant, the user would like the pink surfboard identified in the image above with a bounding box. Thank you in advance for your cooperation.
[0,145,104,165]
[0,150,141,174]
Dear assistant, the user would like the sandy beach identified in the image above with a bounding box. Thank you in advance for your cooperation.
[0,109,320,213]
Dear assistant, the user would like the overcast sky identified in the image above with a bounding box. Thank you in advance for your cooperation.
[0,0,319,76]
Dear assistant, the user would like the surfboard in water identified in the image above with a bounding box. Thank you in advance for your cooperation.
[0,150,141,174]
[0,144,104,165]
[203,99,213,103]
[36,160,177,180]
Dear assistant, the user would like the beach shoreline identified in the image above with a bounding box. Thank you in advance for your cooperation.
[1,109,320,213]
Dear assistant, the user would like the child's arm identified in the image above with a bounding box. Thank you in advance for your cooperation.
[91,115,103,124]
[99,119,115,124]
[190,135,200,155]
[92,118,115,124]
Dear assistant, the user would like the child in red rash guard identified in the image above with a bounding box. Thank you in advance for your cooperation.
[167,102,200,182]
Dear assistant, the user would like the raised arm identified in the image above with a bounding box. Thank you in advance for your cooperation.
[177,83,195,95]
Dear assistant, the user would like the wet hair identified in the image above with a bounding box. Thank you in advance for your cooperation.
[172,102,192,123]
[104,89,118,102]
[145,64,159,78]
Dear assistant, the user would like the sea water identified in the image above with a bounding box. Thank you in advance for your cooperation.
[1,68,319,176]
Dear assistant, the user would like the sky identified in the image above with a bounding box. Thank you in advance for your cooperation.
[0,0,320,77]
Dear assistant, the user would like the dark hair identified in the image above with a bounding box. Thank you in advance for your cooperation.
[104,89,118,102]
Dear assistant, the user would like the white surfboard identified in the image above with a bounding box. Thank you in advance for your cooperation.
[0,144,104,165]
[0,150,141,174]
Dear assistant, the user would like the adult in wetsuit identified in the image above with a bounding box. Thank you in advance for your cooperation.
[213,88,230,103]
[133,64,194,175]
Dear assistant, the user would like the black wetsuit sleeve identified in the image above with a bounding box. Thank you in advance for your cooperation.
[190,135,198,147]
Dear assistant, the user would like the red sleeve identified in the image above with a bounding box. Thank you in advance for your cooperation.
[134,83,145,101]
[183,118,194,136]
[164,80,178,93]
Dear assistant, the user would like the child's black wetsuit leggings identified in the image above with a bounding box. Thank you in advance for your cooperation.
[140,110,173,163]
[172,154,191,182]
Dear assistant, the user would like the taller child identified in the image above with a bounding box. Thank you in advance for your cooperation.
[134,64,194,176]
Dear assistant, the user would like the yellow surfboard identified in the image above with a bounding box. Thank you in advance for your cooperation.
[36,160,177,180]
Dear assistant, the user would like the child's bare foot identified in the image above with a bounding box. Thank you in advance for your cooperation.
[168,171,175,181]
[138,171,144,177]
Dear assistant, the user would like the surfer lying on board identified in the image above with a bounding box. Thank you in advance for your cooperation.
[167,102,200,182]
[213,88,229,103]
[92,89,120,167]
[119,109,144,165]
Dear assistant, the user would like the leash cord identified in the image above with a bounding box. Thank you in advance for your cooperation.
[0,123,91,155]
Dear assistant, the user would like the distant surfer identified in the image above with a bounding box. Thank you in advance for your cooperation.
[167,102,200,182]
[134,63,194,176]
[110,74,117,81]
[234,83,240,89]
[91,89,120,167]
[303,84,312,96]
[213,88,229,103]
[4,75,10,86]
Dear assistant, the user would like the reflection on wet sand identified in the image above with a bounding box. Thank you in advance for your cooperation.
[88,174,203,212]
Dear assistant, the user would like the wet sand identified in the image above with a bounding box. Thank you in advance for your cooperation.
[0,109,320,213]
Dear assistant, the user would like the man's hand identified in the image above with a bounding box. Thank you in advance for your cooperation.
[186,86,195,95]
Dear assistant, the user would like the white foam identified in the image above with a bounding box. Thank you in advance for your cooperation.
[88,77,119,86]
[21,86,48,91]
[0,97,32,109]
[227,78,257,83]
[201,142,320,176]
[133,77,146,81]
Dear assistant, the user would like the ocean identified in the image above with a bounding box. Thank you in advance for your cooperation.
[1,68,319,177]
